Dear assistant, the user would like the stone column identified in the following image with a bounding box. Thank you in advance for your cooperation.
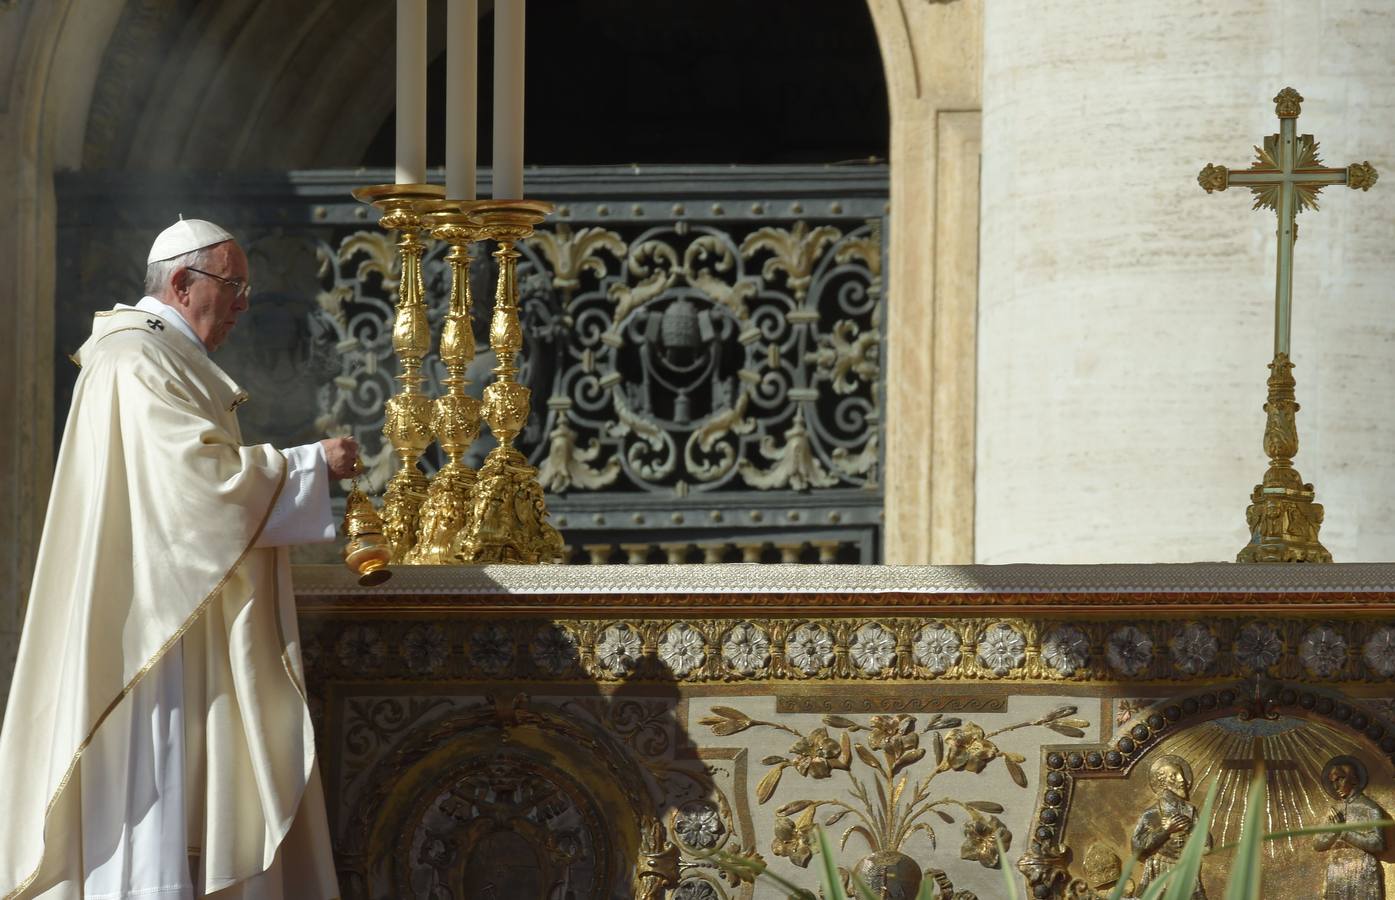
[867,0,983,565]
[977,0,1395,562]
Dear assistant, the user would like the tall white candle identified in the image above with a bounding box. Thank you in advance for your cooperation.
[446,0,478,200]
[395,0,428,185]
[492,0,525,199]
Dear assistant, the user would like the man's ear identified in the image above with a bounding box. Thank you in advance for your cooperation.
[170,267,191,300]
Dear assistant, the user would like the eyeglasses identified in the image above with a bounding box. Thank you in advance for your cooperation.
[186,266,252,301]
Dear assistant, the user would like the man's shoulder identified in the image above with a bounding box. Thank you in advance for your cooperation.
[83,318,188,369]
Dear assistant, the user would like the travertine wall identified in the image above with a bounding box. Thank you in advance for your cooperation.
[978,0,1395,563]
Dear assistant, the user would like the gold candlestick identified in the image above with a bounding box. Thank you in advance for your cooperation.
[406,201,485,563]
[454,199,565,564]
[352,183,445,561]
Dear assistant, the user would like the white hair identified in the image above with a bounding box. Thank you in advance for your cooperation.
[143,245,217,295]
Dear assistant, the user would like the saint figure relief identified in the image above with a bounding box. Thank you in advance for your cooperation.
[1131,754,1210,899]
[1313,755,1387,900]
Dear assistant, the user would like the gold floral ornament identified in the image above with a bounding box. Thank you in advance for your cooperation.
[700,704,1090,894]
[961,813,1011,867]
[771,807,818,868]
[787,727,854,779]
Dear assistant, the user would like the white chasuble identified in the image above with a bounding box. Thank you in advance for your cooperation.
[0,307,338,899]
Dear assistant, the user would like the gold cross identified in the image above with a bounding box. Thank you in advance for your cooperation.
[1198,87,1377,357]
[1199,88,1378,564]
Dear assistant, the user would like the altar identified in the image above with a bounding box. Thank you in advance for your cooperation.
[295,562,1395,899]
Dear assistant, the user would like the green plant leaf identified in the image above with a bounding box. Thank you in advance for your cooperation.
[1105,855,1140,900]
[1223,765,1267,900]
[994,834,1024,900]
[816,826,850,900]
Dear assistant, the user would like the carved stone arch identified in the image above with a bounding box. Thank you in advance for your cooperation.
[340,698,668,899]
[1020,682,1395,898]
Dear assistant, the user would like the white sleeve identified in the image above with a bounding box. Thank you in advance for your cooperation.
[256,442,336,547]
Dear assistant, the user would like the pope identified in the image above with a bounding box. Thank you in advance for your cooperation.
[0,219,351,898]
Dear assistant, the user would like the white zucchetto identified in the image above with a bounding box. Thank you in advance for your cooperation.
[146,216,235,264]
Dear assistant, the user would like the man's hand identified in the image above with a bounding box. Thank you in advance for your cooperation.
[320,437,360,480]
[1163,814,1191,834]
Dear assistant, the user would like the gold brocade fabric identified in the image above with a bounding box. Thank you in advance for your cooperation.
[0,309,337,899]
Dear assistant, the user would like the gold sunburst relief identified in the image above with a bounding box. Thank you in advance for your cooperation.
[1058,715,1394,895]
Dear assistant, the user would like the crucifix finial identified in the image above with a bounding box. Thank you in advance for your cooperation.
[1197,89,1378,564]
[1274,87,1303,118]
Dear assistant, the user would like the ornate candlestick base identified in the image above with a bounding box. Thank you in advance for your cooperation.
[454,199,564,564]
[351,183,444,561]
[406,201,484,564]
[1237,353,1332,563]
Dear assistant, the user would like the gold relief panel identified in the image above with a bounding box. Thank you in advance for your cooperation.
[1019,682,1395,899]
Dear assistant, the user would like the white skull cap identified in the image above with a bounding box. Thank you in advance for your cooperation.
[146,215,236,264]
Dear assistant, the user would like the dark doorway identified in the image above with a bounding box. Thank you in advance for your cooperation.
[362,0,890,168]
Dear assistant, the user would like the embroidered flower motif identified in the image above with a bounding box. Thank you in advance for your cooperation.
[786,623,835,675]
[401,623,450,674]
[1042,625,1089,676]
[673,800,725,849]
[530,624,579,675]
[1169,622,1218,676]
[722,623,770,675]
[597,624,643,676]
[1234,622,1283,672]
[961,814,1012,868]
[1299,625,1347,678]
[469,623,514,674]
[913,623,961,675]
[673,881,721,900]
[788,727,851,778]
[850,623,897,675]
[771,813,816,868]
[1106,626,1154,677]
[1362,626,1395,678]
[336,625,385,670]
[658,623,706,678]
[977,623,1026,676]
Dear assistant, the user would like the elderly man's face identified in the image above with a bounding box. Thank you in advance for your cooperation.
[176,241,250,351]
[1153,762,1189,799]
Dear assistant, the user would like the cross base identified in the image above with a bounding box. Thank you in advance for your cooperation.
[1237,484,1331,563]
[1236,353,1332,564]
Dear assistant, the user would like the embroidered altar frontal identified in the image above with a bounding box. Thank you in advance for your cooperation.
[294,564,1395,899]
